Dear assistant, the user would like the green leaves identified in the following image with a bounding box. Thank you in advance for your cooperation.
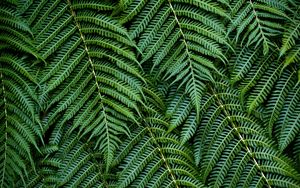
[228,0,288,55]
[0,55,41,187]
[0,2,42,186]
[280,8,300,73]
[198,87,300,188]
[114,125,205,188]
[25,0,144,172]
[118,0,230,121]
[1,0,300,187]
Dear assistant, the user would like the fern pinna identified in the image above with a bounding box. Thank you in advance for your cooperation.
[0,0,300,187]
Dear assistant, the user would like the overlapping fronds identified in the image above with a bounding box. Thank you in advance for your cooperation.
[1,0,300,187]
[227,0,289,55]
[0,53,42,187]
[0,0,40,58]
[228,46,285,113]
[17,127,117,188]
[280,8,300,75]
[277,83,300,151]
[229,46,261,85]
[264,69,297,136]
[22,0,145,171]
[194,84,300,187]
[0,1,42,186]
[228,44,300,150]
[115,0,229,118]
[113,123,205,188]
[262,72,300,153]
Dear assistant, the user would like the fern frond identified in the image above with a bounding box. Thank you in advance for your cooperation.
[21,129,114,187]
[117,0,230,118]
[275,82,300,151]
[281,18,300,56]
[279,11,300,74]
[0,2,41,59]
[247,62,282,112]
[0,53,41,187]
[279,100,300,151]
[22,0,145,171]
[283,44,300,71]
[238,51,277,100]
[165,88,192,133]
[114,124,205,188]
[0,2,43,186]
[229,46,261,85]
[2,1,300,187]
[227,0,288,54]
[265,68,297,137]
[196,86,300,187]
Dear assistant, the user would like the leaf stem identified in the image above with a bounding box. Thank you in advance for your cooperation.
[145,124,179,188]
[168,0,200,116]
[67,0,111,185]
[209,86,272,188]
[0,72,8,188]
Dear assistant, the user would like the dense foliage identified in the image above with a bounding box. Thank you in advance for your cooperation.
[1,0,300,187]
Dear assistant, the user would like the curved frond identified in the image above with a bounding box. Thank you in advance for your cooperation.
[22,0,145,171]
[0,54,41,187]
[114,123,205,188]
[196,86,300,187]
[117,0,230,118]
[227,0,289,54]
[0,2,42,186]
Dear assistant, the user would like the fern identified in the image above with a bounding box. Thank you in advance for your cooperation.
[276,82,300,151]
[265,69,297,137]
[113,121,205,188]
[18,126,117,187]
[227,0,289,55]
[229,46,261,85]
[280,9,300,74]
[1,0,300,187]
[21,0,145,171]
[0,53,42,187]
[197,85,300,187]
[115,0,230,119]
[0,1,43,186]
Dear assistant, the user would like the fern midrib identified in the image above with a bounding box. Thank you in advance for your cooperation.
[248,0,268,46]
[67,0,102,100]
[167,0,197,85]
[0,72,8,188]
[209,86,272,188]
[67,0,111,185]
[168,0,203,119]
[145,123,179,188]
